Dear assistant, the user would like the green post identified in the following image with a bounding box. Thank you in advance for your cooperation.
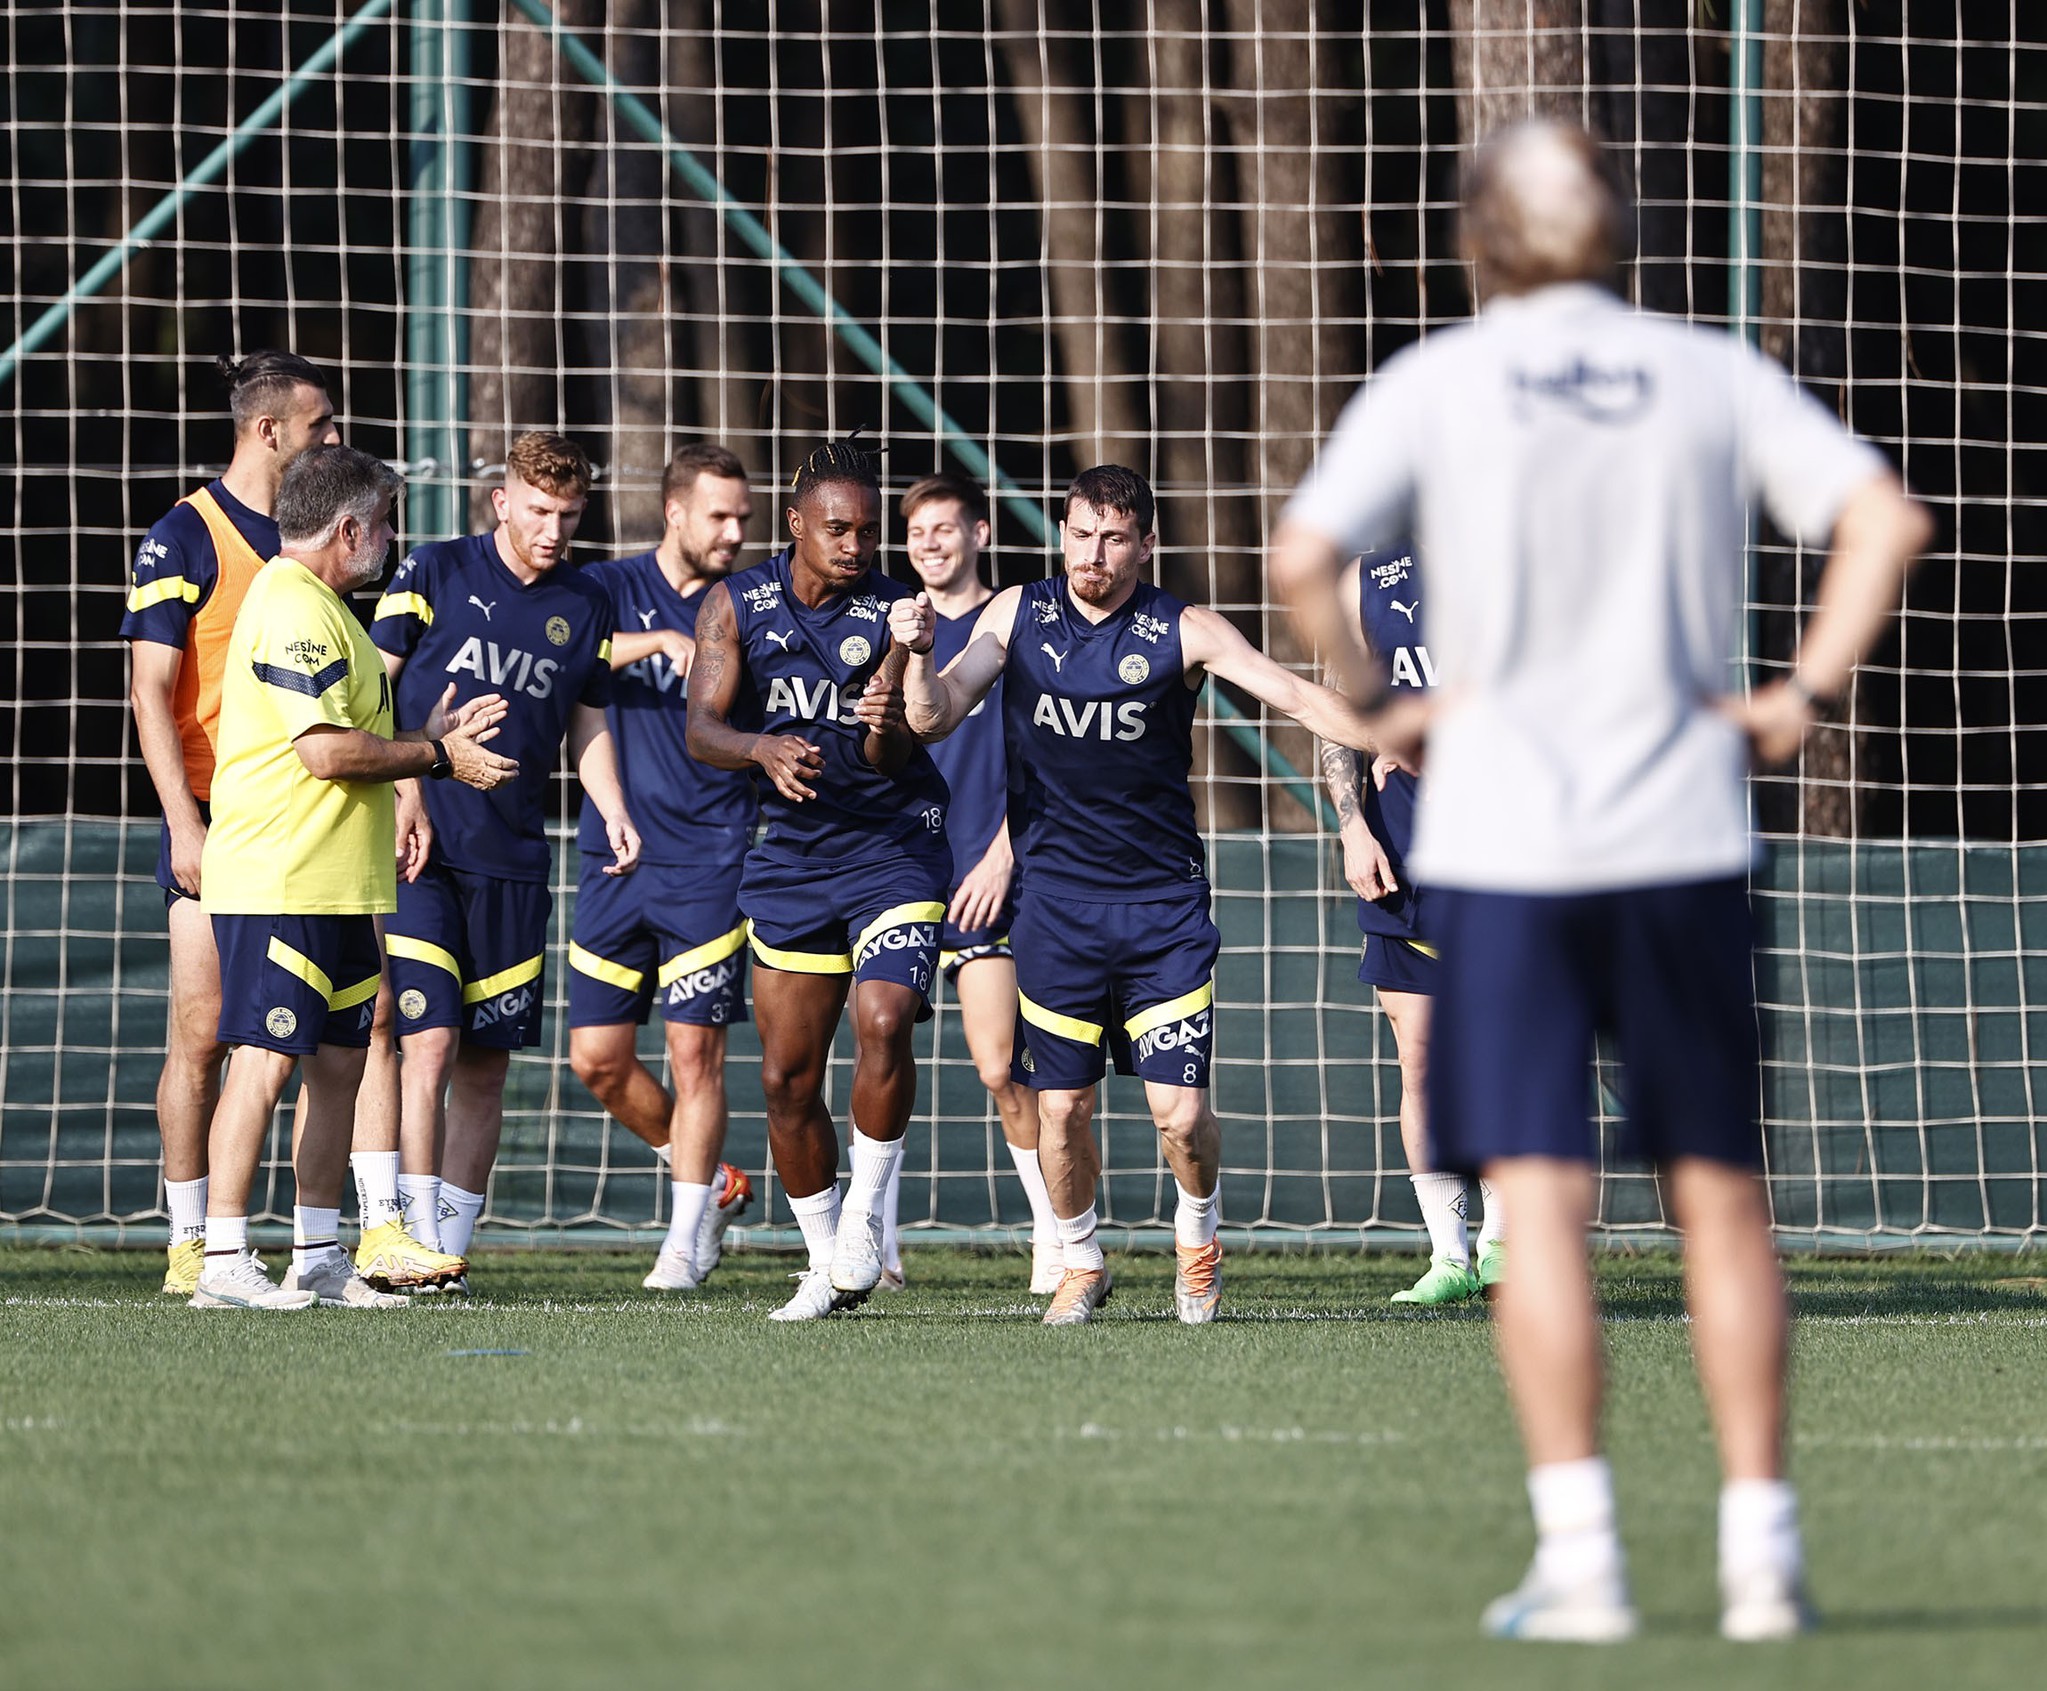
[404,0,470,541]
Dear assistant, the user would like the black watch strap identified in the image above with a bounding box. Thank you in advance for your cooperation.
[427,738,453,780]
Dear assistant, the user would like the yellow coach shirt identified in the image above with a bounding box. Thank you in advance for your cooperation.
[201,557,398,915]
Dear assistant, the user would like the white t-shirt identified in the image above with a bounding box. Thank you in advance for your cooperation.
[1284,283,1886,895]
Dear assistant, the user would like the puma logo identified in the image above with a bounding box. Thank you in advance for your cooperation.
[765,630,795,650]
[1390,599,1416,622]
[1041,643,1067,673]
[468,596,496,621]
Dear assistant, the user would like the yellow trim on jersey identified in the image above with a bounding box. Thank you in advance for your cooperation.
[463,954,544,1005]
[1018,992,1104,1046]
[568,941,645,994]
[747,921,853,975]
[658,925,747,987]
[266,936,333,1000]
[1124,981,1214,1042]
[126,575,201,614]
[597,635,613,663]
[374,590,434,626]
[385,933,462,980]
[852,901,947,961]
[1402,937,1441,961]
[327,973,381,1013]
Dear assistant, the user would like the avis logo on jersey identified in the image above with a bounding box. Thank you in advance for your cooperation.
[1030,694,1151,740]
[446,637,562,700]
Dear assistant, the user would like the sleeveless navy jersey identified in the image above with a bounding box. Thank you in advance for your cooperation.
[575,550,755,868]
[372,533,614,883]
[927,602,1006,884]
[1004,576,1204,900]
[1357,542,1430,939]
[725,548,949,860]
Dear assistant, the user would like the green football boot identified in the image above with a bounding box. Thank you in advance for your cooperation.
[1390,1253,1482,1306]
[1476,1239,1507,1299]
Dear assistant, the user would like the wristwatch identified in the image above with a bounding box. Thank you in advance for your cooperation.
[427,738,453,780]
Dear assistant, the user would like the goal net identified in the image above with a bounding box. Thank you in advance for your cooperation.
[3,2,2040,1248]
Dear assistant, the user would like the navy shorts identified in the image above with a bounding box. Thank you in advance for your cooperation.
[940,884,1016,982]
[568,858,748,1029]
[212,913,381,1056]
[1426,876,1763,1176]
[741,844,949,1006]
[157,800,211,908]
[1010,885,1220,1091]
[1358,929,1439,995]
[386,863,551,1049]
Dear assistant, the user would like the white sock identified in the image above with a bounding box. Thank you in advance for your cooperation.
[879,1150,903,1274]
[165,1175,208,1246]
[654,1140,673,1171]
[1719,1478,1801,1585]
[1057,1206,1106,1273]
[843,1128,904,1221]
[1527,1457,1625,1590]
[788,1186,841,1271]
[1476,1178,1506,1251]
[398,1173,442,1248]
[293,1205,343,1265]
[351,1151,403,1230]
[1411,1171,1471,1267]
[438,1183,486,1257]
[203,1213,249,1258]
[664,1181,713,1259]
[1005,1143,1060,1249]
[1173,1182,1219,1249]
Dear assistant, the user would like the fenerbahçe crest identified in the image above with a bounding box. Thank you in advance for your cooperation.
[397,989,428,1021]
[839,634,873,667]
[1118,653,1151,684]
[265,1006,297,1040]
[544,615,571,646]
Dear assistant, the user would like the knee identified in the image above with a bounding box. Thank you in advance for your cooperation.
[855,999,912,1056]
[1152,1094,1210,1158]
[569,1033,628,1099]
[759,1059,820,1118]
[168,1002,225,1067]
[973,1055,1016,1098]
[1036,1091,1089,1139]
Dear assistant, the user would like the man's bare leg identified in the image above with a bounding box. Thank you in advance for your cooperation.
[569,1021,673,1149]
[954,956,1057,1285]
[436,1044,511,1256]
[158,901,226,1282]
[1144,1080,1223,1323]
[832,980,922,1291]
[641,1021,735,1288]
[395,1024,459,1245]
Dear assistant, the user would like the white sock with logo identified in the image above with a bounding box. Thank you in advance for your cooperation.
[438,1183,486,1257]
[1476,1178,1506,1252]
[1173,1182,1219,1249]
[165,1175,208,1247]
[1527,1457,1625,1592]
[1006,1144,1060,1251]
[1411,1171,1472,1267]
[788,1187,841,1272]
[351,1151,403,1230]
[664,1181,713,1261]
[397,1173,442,1248]
[293,1205,343,1267]
[1057,1206,1106,1273]
[879,1150,903,1275]
[843,1128,904,1222]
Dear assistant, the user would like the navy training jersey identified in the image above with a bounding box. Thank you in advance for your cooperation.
[1356,542,1430,940]
[576,550,755,868]
[725,548,949,860]
[1004,576,1204,901]
[927,601,1006,884]
[372,532,615,883]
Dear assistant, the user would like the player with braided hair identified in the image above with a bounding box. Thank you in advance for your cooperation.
[687,434,952,1320]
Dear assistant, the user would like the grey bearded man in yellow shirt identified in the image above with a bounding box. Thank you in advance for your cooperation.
[189,445,518,1311]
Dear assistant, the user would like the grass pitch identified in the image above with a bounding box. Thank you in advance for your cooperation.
[2,1246,2044,1691]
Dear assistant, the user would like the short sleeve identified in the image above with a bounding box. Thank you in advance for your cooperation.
[246,589,362,740]
[579,580,617,707]
[120,507,218,647]
[1281,352,1423,557]
[371,549,435,658]
[1735,347,1888,545]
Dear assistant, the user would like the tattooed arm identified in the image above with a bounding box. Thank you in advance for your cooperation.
[1320,560,1401,903]
[685,582,823,803]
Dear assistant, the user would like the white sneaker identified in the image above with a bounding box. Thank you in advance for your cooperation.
[768,1267,861,1322]
[1720,1565,1816,1641]
[877,1264,906,1293]
[829,1206,883,1297]
[1481,1564,1639,1643]
[695,1162,753,1276]
[409,1273,470,1298]
[190,1250,317,1311]
[642,1245,703,1292]
[1029,1239,1064,1296]
[282,1252,409,1309]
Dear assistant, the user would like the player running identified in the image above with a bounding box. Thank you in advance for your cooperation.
[892,465,1385,1326]
[685,436,952,1322]
[568,444,759,1291]
[868,474,1062,1294]
[371,432,640,1287]
[1319,543,1504,1306]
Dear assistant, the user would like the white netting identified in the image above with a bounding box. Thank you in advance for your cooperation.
[1,2,2040,1245]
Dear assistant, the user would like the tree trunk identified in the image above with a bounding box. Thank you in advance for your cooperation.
[1447,0,1589,141]
[466,0,603,528]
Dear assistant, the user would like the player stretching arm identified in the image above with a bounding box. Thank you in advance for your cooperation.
[687,436,953,1321]
[894,465,1384,1327]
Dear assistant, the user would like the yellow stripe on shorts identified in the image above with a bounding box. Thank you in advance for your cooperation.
[852,901,947,961]
[657,925,747,987]
[327,974,381,1013]
[462,954,544,1005]
[1018,991,1104,1047]
[568,941,645,995]
[265,936,333,1001]
[746,921,852,975]
[1124,981,1214,1042]
[1403,937,1441,960]
[385,933,461,980]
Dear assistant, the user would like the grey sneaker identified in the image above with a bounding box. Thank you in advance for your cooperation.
[190,1250,317,1311]
[282,1253,409,1309]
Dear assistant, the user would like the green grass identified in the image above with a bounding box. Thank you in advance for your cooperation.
[3,1246,2045,1690]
